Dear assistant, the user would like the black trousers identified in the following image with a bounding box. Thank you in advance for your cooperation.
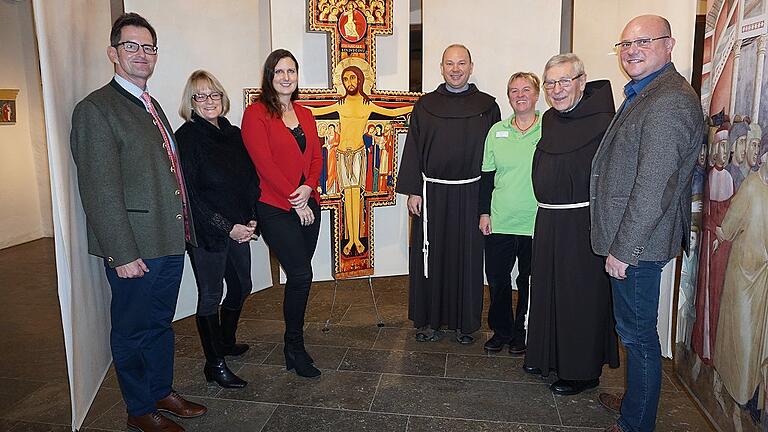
[187,238,253,317]
[257,199,321,346]
[484,233,532,343]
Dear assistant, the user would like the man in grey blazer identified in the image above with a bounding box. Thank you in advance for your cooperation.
[70,12,205,432]
[590,15,705,432]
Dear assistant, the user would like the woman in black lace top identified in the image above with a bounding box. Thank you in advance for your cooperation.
[176,70,260,389]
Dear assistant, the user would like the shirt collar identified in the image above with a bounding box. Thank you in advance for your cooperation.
[445,83,470,93]
[624,62,672,100]
[113,74,147,100]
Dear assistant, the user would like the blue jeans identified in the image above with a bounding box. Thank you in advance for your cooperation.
[105,255,184,417]
[610,260,667,432]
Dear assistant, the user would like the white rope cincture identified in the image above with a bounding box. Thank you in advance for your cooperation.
[536,201,590,210]
[420,173,481,278]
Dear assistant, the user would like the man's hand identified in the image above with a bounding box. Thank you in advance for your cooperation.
[605,254,629,280]
[715,226,725,243]
[479,214,492,235]
[407,195,422,216]
[116,258,149,278]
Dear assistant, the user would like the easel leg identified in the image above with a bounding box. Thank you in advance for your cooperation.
[322,278,339,333]
[368,276,384,327]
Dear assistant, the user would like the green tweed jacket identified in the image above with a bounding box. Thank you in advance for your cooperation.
[70,79,196,268]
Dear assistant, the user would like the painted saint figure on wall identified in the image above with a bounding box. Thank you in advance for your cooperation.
[692,126,734,364]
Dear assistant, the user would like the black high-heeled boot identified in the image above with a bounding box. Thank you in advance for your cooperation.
[220,308,249,357]
[283,344,321,378]
[196,315,247,388]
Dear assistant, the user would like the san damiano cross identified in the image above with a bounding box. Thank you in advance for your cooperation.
[246,0,420,279]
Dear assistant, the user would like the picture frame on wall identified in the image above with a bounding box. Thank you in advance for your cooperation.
[0,89,19,125]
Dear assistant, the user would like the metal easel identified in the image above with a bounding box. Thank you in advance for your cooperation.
[322,275,385,333]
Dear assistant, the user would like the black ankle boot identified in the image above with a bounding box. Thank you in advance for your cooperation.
[220,308,249,357]
[283,344,321,378]
[196,315,247,388]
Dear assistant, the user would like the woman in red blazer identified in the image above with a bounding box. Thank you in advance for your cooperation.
[242,49,323,378]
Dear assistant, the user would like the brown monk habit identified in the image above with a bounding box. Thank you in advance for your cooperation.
[398,83,501,334]
[525,80,620,380]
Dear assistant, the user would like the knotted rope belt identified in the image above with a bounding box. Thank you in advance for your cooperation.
[537,201,590,209]
[420,173,481,278]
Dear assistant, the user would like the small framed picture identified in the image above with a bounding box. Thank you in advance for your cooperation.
[0,89,19,125]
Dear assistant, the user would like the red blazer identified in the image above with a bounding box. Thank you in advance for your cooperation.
[241,101,322,211]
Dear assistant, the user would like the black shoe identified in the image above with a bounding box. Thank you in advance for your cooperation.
[284,345,321,378]
[550,378,599,395]
[456,333,475,345]
[522,365,542,375]
[203,359,246,388]
[195,315,247,388]
[483,334,510,352]
[508,341,526,355]
[220,308,250,357]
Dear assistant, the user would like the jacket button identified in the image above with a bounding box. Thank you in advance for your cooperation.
[170,166,175,173]
[175,189,180,196]
[176,214,182,220]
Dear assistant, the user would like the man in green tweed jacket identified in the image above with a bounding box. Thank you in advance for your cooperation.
[70,12,205,432]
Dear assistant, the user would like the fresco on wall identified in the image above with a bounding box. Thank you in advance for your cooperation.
[676,1,768,431]
[245,0,420,279]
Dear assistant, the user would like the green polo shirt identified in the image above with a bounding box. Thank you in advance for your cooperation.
[481,113,540,236]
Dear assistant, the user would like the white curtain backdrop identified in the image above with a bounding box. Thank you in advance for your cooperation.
[32,1,114,430]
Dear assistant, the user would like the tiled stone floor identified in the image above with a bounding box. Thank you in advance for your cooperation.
[0,239,714,431]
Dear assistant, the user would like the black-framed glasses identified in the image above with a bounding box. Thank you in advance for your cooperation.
[192,92,223,102]
[614,36,670,51]
[113,41,158,55]
[543,73,583,90]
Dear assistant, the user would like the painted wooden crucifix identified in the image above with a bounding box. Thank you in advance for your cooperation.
[245,0,421,279]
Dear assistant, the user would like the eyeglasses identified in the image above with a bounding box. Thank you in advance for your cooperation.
[192,92,223,102]
[614,36,670,51]
[543,73,583,90]
[113,41,158,55]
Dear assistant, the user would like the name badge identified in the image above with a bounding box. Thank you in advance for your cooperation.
[496,131,509,138]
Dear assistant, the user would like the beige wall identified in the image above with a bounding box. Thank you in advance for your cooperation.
[0,0,53,249]
[422,0,562,119]
[573,1,698,108]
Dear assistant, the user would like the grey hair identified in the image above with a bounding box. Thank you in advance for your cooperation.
[543,53,585,80]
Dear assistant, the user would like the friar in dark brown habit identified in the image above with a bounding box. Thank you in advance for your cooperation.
[397,44,501,345]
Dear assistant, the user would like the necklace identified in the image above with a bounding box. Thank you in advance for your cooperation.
[514,115,536,133]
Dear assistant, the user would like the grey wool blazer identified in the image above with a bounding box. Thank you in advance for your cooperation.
[70,79,195,268]
[589,64,706,266]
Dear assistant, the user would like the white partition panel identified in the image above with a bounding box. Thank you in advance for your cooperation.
[124,0,274,318]
[32,1,114,429]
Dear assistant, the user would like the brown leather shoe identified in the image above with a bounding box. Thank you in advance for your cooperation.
[156,391,207,418]
[127,411,184,432]
[598,392,623,414]
[603,424,623,432]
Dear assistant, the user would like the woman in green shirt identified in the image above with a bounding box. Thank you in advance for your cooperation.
[479,72,541,354]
